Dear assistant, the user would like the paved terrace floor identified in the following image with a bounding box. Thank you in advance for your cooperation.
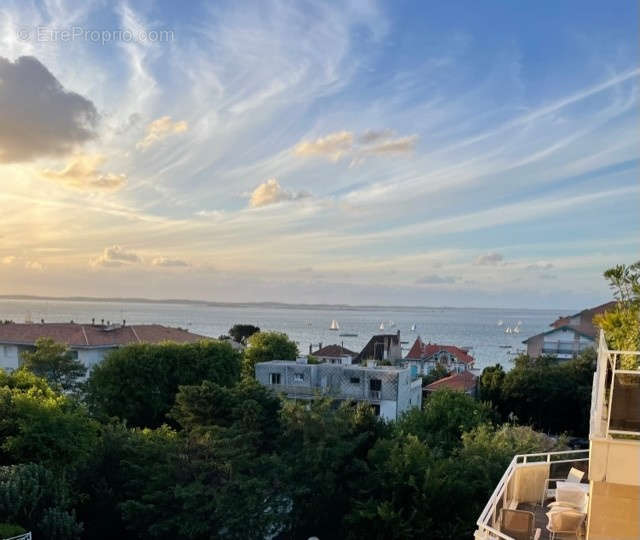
[516,502,586,540]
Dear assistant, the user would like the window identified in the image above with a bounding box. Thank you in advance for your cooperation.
[269,373,281,385]
[369,378,382,391]
[372,404,380,416]
[293,372,304,383]
[350,377,360,384]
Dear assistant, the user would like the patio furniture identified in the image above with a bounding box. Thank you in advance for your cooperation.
[546,507,586,539]
[540,467,585,505]
[499,509,537,540]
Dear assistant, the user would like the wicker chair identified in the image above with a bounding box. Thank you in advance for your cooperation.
[499,509,537,540]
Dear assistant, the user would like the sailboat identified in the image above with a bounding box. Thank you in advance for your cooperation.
[505,326,512,334]
[517,320,523,326]
[329,319,339,331]
[497,320,503,326]
[410,323,416,332]
[379,322,385,331]
[513,326,520,334]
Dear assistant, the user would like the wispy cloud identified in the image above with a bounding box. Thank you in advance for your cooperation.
[415,274,457,284]
[474,252,504,266]
[151,257,190,267]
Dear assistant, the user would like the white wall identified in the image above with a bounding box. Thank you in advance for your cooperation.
[379,400,397,421]
[0,344,20,371]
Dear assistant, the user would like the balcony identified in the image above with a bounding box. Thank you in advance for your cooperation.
[541,341,591,357]
[474,450,589,540]
[590,330,640,439]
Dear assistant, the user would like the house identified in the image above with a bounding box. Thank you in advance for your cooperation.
[474,330,640,540]
[255,358,422,421]
[523,301,616,359]
[0,321,207,371]
[405,337,475,374]
[309,343,357,365]
[423,370,477,396]
[355,331,403,364]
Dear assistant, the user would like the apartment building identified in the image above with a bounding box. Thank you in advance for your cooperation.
[0,321,207,371]
[474,330,640,539]
[255,359,422,421]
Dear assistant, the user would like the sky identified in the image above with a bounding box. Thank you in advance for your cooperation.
[0,0,638,309]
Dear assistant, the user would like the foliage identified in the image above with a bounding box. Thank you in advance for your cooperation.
[594,261,640,369]
[397,388,494,454]
[86,340,241,427]
[278,399,388,539]
[228,324,260,344]
[20,338,87,393]
[0,524,26,537]
[421,363,450,386]
[0,463,83,539]
[0,369,98,468]
[478,363,505,404]
[483,349,596,436]
[242,331,298,379]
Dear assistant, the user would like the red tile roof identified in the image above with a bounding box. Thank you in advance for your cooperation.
[424,370,477,392]
[405,338,474,365]
[549,301,616,338]
[312,344,357,357]
[0,322,207,348]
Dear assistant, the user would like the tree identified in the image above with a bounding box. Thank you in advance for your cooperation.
[0,369,98,468]
[20,338,86,393]
[242,332,298,379]
[478,364,505,405]
[396,388,494,454]
[86,340,241,428]
[422,363,450,386]
[594,261,640,367]
[228,324,260,344]
[0,463,83,539]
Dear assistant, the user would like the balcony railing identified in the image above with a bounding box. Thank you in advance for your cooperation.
[5,534,32,540]
[590,330,640,439]
[474,450,589,540]
[541,341,591,356]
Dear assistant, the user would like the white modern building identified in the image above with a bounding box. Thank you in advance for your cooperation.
[255,359,422,421]
[475,330,640,539]
[0,321,207,371]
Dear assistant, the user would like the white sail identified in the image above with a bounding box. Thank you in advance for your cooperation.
[513,326,520,334]
[497,319,503,326]
[410,323,416,332]
[505,327,512,333]
[379,322,385,331]
[330,319,339,330]
[517,320,523,326]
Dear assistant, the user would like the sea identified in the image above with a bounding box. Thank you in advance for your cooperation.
[0,298,568,372]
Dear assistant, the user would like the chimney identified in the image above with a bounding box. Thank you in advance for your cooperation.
[40,318,44,324]
[92,317,95,325]
[101,319,104,325]
[309,344,312,354]
[319,342,322,349]
[70,319,74,324]
[122,319,126,327]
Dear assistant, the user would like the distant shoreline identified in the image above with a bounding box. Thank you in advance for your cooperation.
[0,294,570,312]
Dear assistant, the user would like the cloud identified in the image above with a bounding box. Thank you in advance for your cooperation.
[249,178,310,208]
[297,267,313,273]
[40,154,127,191]
[136,116,188,149]
[358,129,394,144]
[415,274,457,284]
[539,273,558,280]
[294,129,417,162]
[90,245,141,268]
[294,131,354,161]
[1,256,16,265]
[474,252,505,266]
[0,56,98,163]
[151,257,190,267]
[25,261,44,271]
[526,262,554,270]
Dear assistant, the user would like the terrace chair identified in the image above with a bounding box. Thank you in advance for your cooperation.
[499,509,539,540]
[541,467,585,505]
[546,507,586,539]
